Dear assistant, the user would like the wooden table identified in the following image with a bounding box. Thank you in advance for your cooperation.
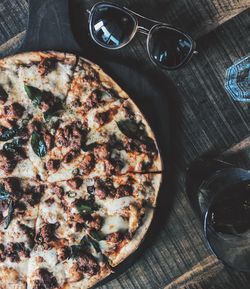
[0,0,250,288]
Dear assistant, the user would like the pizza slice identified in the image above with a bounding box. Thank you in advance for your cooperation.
[82,98,162,175]
[88,173,161,266]
[0,178,44,289]
[26,243,111,289]
[25,114,90,182]
[34,100,162,182]
[48,173,161,268]
[0,52,77,179]
[0,51,77,101]
[0,177,44,230]
[28,183,111,289]
[98,207,155,267]
[66,57,128,112]
[26,245,68,289]
[0,51,77,129]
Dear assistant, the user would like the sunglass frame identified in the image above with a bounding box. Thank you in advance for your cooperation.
[88,2,196,70]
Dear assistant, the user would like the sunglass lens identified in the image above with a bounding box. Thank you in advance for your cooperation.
[148,26,193,69]
[90,4,136,48]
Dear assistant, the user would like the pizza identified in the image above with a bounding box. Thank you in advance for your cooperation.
[0,52,162,289]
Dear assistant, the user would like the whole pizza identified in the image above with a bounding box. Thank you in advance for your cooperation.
[0,52,162,289]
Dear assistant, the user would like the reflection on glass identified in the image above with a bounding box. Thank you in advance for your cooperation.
[149,27,192,67]
[91,5,135,48]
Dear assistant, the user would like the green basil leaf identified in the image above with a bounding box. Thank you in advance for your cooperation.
[77,204,93,214]
[117,119,145,139]
[89,230,103,241]
[90,240,100,252]
[0,86,8,102]
[69,245,83,259]
[3,138,25,153]
[0,185,10,201]
[4,199,14,229]
[140,136,157,153]
[44,109,60,121]
[80,235,88,246]
[43,100,63,121]
[24,85,43,106]
[81,142,97,152]
[31,131,47,157]
[81,235,100,252]
[0,126,16,141]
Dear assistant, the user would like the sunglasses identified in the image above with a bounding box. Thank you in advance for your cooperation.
[87,2,196,70]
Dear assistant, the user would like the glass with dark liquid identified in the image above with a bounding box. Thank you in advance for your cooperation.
[186,158,250,271]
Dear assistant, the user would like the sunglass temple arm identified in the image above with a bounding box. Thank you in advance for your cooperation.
[123,6,171,26]
[137,26,150,35]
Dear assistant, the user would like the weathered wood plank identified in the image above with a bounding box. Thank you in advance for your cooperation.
[0,0,28,44]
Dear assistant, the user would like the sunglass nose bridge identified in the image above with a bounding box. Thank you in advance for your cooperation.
[138,26,150,35]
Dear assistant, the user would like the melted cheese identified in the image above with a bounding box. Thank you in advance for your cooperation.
[47,153,85,183]
[96,197,135,214]
[18,60,74,101]
[86,109,98,130]
[0,159,37,179]
[0,67,33,108]
[0,219,35,245]
[27,247,67,289]
[101,215,128,235]
[99,240,116,253]
[27,143,46,179]
[38,198,65,224]
[0,265,27,288]
[47,167,73,183]
[110,149,129,173]
[128,205,140,233]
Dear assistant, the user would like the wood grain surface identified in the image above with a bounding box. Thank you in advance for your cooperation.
[0,1,250,289]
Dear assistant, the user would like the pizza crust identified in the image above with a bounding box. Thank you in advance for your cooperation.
[64,265,112,289]
[78,57,130,101]
[144,173,162,207]
[121,98,163,173]
[0,51,76,68]
[108,207,155,267]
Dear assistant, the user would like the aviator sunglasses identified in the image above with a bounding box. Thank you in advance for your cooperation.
[87,2,196,70]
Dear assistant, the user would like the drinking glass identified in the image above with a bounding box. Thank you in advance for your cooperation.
[225,54,250,102]
[186,157,250,271]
